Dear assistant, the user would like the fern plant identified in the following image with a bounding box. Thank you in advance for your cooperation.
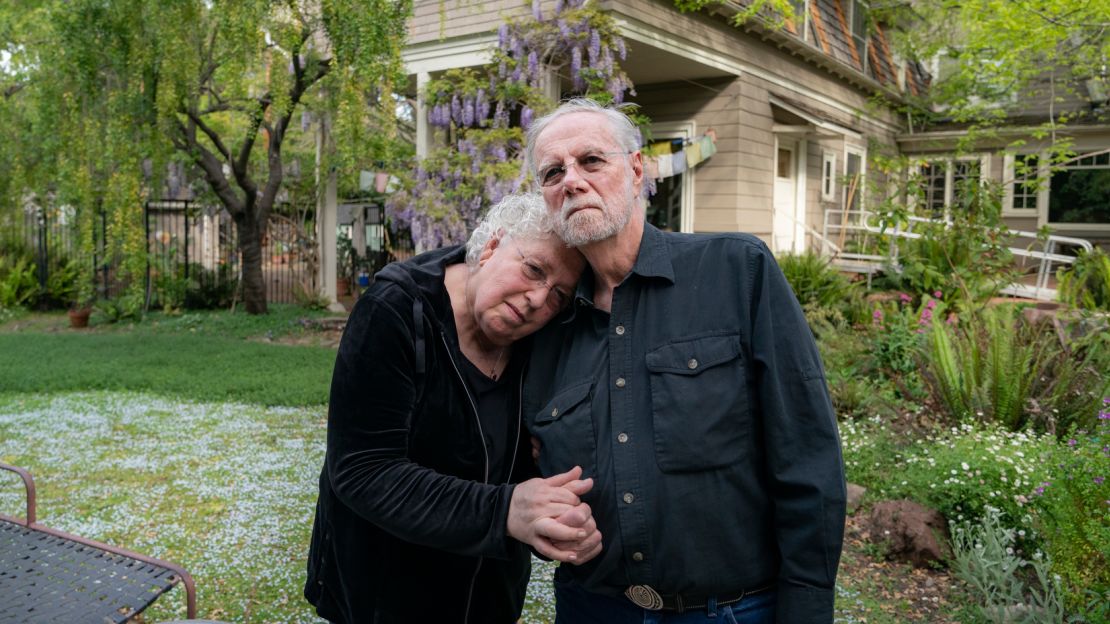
[924,306,1110,432]
[1057,247,1110,312]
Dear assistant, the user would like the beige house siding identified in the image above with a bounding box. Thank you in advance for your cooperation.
[409,0,535,45]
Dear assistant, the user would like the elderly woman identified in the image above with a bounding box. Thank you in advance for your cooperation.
[305,194,599,624]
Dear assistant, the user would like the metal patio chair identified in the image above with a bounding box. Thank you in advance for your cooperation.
[0,462,198,623]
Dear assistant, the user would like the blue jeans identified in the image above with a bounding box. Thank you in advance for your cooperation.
[554,576,777,624]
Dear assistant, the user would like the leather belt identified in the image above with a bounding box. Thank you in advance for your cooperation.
[624,582,774,613]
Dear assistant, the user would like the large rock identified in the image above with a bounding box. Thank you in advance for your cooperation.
[867,500,950,568]
[846,483,866,515]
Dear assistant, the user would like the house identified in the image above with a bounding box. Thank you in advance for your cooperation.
[401,0,929,256]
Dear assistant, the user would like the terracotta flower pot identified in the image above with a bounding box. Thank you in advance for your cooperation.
[68,308,91,329]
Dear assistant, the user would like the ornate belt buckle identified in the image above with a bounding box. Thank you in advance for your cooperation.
[624,585,664,610]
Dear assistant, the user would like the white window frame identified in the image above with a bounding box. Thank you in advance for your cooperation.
[648,120,696,234]
[821,150,838,202]
[1001,152,1044,217]
[844,145,867,211]
[909,154,989,218]
[1045,150,1110,231]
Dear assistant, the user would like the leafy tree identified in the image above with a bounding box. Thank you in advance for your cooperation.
[877,0,1110,161]
[0,0,411,314]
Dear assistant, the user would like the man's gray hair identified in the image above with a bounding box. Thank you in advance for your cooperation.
[523,98,642,175]
[465,193,555,266]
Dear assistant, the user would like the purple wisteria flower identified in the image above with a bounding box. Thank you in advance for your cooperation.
[498,24,509,49]
[555,0,565,14]
[616,38,627,60]
[451,95,462,123]
[588,30,602,63]
[571,47,584,90]
[475,89,490,123]
[1095,476,1105,485]
[528,51,539,76]
[462,98,475,126]
[532,0,543,21]
[521,106,534,129]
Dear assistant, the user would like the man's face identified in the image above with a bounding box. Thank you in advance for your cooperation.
[532,112,643,247]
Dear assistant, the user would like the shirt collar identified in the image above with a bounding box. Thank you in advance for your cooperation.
[561,224,675,323]
[630,223,676,284]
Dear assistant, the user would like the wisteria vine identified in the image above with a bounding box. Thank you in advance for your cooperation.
[386,0,636,249]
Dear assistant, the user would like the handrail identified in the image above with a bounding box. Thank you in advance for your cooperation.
[819,207,1095,301]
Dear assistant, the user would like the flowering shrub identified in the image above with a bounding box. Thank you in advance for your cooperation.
[386,0,636,249]
[1030,402,1110,611]
[841,416,1055,537]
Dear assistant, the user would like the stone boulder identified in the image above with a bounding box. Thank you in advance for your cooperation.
[867,499,950,568]
[846,483,866,515]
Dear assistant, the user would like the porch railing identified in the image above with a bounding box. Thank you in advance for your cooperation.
[818,207,1094,302]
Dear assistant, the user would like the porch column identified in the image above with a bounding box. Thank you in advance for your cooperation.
[416,72,432,159]
[316,114,346,312]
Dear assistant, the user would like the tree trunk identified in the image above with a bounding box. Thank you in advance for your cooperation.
[236,211,268,315]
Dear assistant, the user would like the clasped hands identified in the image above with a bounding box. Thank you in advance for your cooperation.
[506,465,602,565]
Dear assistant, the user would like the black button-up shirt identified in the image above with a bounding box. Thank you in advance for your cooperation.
[523,224,846,622]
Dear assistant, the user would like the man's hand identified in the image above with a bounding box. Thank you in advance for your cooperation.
[507,466,603,564]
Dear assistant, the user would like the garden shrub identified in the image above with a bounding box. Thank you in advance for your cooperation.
[778,251,856,314]
[0,254,40,309]
[950,507,1065,624]
[871,179,1017,314]
[922,306,1110,433]
[1057,247,1110,312]
[924,306,1036,430]
[41,257,80,309]
[841,417,1055,533]
[183,262,239,310]
[1031,405,1110,613]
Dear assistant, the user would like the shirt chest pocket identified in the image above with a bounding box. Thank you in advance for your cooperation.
[645,334,749,473]
[531,381,598,479]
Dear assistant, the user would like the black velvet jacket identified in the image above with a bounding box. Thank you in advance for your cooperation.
[305,246,536,624]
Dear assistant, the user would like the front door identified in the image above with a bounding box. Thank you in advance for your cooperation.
[773,141,798,253]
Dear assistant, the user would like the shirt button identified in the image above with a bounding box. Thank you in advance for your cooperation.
[617,432,629,443]
[687,358,699,370]
[551,407,559,418]
[615,325,625,335]
[632,552,644,562]
[615,377,626,388]
[623,492,634,504]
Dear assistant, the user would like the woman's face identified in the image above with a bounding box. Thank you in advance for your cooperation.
[468,234,585,345]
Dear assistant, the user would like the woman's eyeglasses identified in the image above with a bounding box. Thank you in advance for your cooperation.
[537,151,630,187]
[515,246,571,309]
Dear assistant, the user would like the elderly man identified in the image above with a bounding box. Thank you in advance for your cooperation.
[521,98,846,623]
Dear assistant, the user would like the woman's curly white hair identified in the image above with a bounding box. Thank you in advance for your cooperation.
[465,193,558,266]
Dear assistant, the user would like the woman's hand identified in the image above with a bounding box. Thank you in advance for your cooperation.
[507,466,603,564]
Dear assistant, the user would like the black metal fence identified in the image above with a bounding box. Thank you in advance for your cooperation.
[145,200,319,306]
[3,199,411,310]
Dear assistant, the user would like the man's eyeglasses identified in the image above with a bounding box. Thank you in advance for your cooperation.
[515,246,571,309]
[536,151,630,187]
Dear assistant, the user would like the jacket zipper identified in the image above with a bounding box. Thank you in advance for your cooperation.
[442,334,488,624]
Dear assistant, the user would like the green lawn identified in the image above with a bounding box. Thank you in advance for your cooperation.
[0,308,561,623]
[0,331,336,406]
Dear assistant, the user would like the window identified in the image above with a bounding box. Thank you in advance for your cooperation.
[845,150,864,211]
[848,0,869,42]
[914,157,983,216]
[1009,154,1039,211]
[821,151,837,201]
[1048,151,1110,225]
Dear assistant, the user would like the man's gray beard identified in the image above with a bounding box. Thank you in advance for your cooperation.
[557,193,633,247]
